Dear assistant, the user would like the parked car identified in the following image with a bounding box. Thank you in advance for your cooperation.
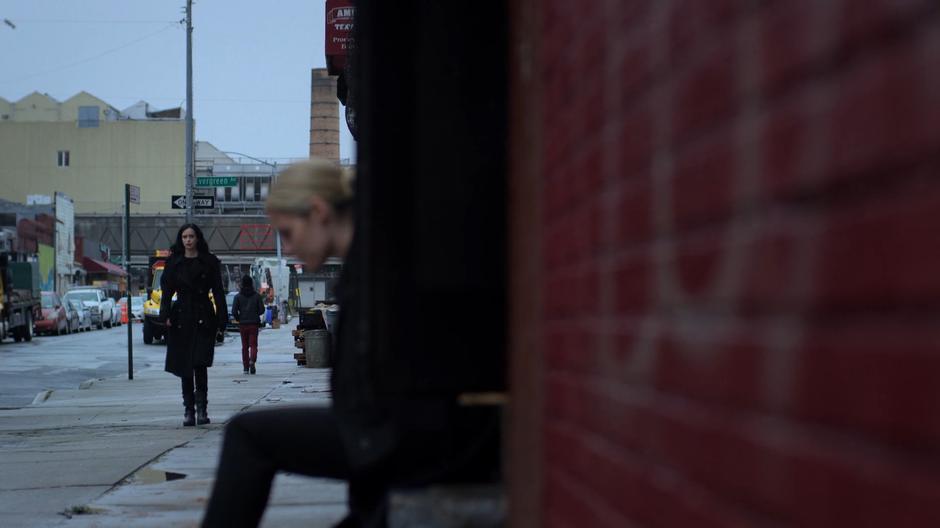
[63,288,115,329]
[111,299,122,327]
[130,295,144,321]
[62,297,81,333]
[225,291,240,331]
[116,296,143,323]
[36,291,69,335]
[68,298,93,332]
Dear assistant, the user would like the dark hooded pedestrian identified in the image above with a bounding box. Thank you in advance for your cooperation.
[232,275,265,374]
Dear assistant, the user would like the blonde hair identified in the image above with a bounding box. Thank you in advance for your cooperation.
[265,158,354,214]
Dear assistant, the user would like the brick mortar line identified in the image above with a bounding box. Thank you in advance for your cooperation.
[545,373,940,473]
[540,153,940,265]
[545,424,781,527]
[607,4,940,161]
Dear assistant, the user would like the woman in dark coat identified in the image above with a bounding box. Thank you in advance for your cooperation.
[159,223,228,427]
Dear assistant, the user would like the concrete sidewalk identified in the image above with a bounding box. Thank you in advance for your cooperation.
[0,324,347,528]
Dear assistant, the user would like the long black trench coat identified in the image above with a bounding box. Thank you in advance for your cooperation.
[159,253,228,378]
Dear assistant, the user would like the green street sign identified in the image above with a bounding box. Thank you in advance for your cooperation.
[196,176,238,187]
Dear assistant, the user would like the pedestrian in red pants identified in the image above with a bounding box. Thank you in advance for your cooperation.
[231,275,265,374]
[239,323,259,372]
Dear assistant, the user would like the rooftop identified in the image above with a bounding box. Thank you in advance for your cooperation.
[0,91,184,123]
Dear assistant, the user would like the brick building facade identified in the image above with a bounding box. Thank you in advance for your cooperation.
[509,1,940,526]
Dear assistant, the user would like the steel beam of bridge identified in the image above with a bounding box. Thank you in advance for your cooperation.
[76,214,297,292]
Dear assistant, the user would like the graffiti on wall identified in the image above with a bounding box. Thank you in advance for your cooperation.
[38,243,54,291]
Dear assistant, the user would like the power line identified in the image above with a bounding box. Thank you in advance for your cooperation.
[0,93,313,106]
[98,95,309,104]
[0,22,179,85]
[11,19,178,25]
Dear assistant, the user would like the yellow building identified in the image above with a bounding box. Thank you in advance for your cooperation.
[0,91,186,214]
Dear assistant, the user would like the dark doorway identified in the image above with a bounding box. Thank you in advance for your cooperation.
[350,0,508,479]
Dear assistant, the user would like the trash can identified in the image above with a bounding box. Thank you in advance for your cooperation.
[324,306,340,332]
[303,329,331,368]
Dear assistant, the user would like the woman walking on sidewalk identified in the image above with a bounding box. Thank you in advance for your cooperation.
[160,223,228,427]
[232,275,265,374]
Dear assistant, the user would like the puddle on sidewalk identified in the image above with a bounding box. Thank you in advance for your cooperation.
[132,467,187,485]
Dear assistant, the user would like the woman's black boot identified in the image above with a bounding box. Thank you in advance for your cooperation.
[182,392,196,427]
[195,391,211,425]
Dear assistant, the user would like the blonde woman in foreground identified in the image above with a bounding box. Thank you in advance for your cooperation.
[202,160,383,528]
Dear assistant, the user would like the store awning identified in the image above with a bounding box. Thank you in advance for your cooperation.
[82,257,127,277]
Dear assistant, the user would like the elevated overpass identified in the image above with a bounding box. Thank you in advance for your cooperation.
[75,213,297,291]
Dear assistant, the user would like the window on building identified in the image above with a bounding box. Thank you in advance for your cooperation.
[228,181,240,202]
[57,150,70,167]
[243,177,261,202]
[78,106,100,128]
[213,178,248,203]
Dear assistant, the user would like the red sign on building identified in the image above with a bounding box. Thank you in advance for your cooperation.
[238,224,275,251]
[325,0,355,75]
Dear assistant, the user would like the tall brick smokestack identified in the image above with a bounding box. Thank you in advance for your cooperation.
[309,68,340,162]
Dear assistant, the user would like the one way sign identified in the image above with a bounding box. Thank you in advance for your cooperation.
[171,195,215,209]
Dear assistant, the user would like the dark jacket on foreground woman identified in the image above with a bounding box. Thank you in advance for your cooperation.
[159,253,227,378]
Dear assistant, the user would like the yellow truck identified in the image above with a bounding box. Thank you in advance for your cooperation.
[142,251,168,344]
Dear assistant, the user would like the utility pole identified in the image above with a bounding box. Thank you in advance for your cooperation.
[273,161,283,315]
[184,0,194,223]
[273,161,281,264]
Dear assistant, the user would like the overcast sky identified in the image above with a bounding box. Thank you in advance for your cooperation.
[0,0,354,163]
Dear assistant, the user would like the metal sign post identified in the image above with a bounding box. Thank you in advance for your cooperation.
[126,184,139,380]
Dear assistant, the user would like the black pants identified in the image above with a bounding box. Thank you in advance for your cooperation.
[181,366,208,405]
[202,407,387,528]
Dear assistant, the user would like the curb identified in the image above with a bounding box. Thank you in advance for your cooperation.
[31,389,53,405]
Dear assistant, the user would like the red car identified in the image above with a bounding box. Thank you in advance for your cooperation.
[36,291,69,336]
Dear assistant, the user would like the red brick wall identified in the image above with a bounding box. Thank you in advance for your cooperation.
[510,1,940,526]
